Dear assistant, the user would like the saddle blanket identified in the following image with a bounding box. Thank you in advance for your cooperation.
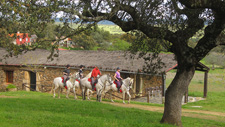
[76,79,80,83]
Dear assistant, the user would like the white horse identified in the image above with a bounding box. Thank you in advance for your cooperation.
[80,74,113,102]
[102,80,117,102]
[121,77,134,104]
[73,71,93,100]
[102,77,134,104]
[52,72,80,99]
[95,74,113,102]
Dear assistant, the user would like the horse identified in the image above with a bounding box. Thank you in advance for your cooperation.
[102,77,134,104]
[73,71,93,100]
[102,80,117,103]
[121,77,133,104]
[80,74,113,102]
[95,74,113,102]
[52,72,80,99]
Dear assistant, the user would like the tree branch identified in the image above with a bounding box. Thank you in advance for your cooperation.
[194,12,225,61]
[178,0,225,14]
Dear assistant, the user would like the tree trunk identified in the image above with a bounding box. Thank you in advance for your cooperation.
[161,65,195,126]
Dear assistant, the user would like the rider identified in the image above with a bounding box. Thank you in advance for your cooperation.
[114,67,123,92]
[91,66,101,90]
[79,65,84,79]
[63,64,71,88]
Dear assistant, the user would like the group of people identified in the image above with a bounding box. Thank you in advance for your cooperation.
[62,64,123,92]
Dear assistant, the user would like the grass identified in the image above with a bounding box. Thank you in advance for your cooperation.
[54,22,124,35]
[0,91,224,127]
[166,68,225,113]
[183,92,225,113]
[98,25,124,34]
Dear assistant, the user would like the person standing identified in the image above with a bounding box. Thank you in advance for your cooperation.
[63,64,71,89]
[91,66,101,90]
[114,67,123,92]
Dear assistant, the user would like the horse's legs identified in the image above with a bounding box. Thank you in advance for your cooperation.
[58,87,61,99]
[99,89,103,102]
[73,87,77,99]
[53,85,57,98]
[98,90,101,102]
[87,89,91,100]
[82,88,84,100]
[127,91,131,104]
[66,88,70,99]
[110,90,114,103]
[122,91,126,104]
[96,90,99,102]
[83,88,86,100]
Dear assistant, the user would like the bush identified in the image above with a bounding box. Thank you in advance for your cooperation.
[108,39,131,51]
[6,84,17,89]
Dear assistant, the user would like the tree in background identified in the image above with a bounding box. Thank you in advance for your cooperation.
[0,0,94,60]
[108,39,131,51]
[72,32,96,50]
[75,0,225,126]
[120,33,136,43]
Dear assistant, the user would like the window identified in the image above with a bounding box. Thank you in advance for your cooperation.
[19,38,22,41]
[5,71,14,83]
[26,38,28,41]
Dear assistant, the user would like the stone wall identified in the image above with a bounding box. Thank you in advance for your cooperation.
[141,75,162,96]
[0,66,24,91]
[0,65,163,99]
[0,69,6,91]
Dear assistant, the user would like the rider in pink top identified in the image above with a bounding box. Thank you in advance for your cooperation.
[114,67,123,92]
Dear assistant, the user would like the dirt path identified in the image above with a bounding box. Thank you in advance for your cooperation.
[103,101,225,122]
[0,95,18,98]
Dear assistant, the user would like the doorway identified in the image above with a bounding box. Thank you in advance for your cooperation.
[30,72,36,91]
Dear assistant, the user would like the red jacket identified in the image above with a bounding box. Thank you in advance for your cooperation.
[91,68,101,78]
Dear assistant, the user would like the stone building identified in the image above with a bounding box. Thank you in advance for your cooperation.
[0,48,209,99]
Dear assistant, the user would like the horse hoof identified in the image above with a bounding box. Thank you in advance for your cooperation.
[111,100,114,103]
[123,102,126,104]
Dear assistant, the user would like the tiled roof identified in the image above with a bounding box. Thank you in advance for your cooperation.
[0,48,177,73]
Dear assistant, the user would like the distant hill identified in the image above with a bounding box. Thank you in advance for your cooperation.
[54,18,115,25]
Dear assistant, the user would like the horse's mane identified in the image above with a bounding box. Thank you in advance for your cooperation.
[85,71,92,78]
[123,77,133,86]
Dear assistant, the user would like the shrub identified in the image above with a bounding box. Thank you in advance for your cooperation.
[6,84,17,89]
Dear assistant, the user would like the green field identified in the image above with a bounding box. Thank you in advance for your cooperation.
[54,22,124,34]
[0,91,225,127]
[166,68,225,113]
[98,25,124,34]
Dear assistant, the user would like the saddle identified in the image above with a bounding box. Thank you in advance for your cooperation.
[61,77,68,89]
[61,77,66,83]
[76,79,80,83]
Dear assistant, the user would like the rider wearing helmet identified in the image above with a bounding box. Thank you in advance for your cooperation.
[79,65,84,79]
[63,64,71,87]
[91,66,101,90]
[114,67,123,92]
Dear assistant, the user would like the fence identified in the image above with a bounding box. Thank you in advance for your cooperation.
[146,86,163,103]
